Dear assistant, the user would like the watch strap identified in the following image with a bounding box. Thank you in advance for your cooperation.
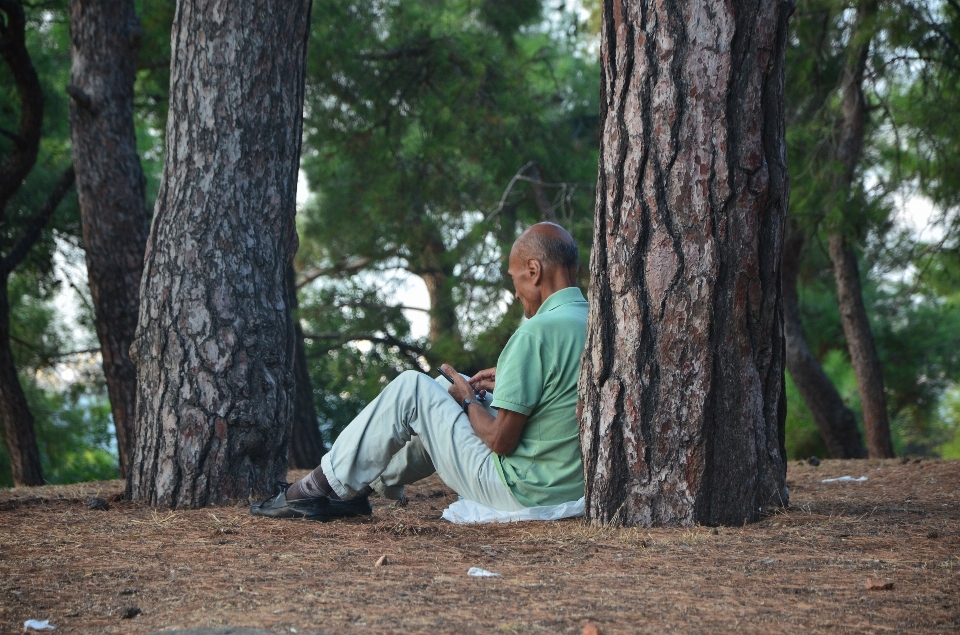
[461,398,481,413]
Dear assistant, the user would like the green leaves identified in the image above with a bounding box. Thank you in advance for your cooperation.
[296,0,597,381]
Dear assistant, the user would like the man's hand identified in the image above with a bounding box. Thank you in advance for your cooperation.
[441,364,475,404]
[442,364,526,455]
[469,367,496,399]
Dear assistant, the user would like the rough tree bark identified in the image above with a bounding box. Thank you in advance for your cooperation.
[127,0,313,507]
[0,0,49,486]
[68,0,150,478]
[287,266,325,469]
[783,222,865,458]
[828,0,893,458]
[578,0,792,526]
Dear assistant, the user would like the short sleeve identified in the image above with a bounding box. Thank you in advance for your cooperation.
[490,330,544,416]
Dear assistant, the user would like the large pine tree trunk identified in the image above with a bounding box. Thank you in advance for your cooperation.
[287,266,325,469]
[578,0,791,526]
[827,0,892,458]
[127,0,313,507]
[783,222,865,458]
[68,0,150,478]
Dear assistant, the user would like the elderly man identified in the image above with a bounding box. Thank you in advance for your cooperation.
[251,222,588,520]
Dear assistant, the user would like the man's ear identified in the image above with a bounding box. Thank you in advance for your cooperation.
[527,258,542,285]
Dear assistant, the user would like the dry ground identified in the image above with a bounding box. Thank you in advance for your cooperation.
[0,459,957,635]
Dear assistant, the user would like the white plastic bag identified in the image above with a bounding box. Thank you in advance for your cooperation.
[23,620,55,632]
[467,567,502,577]
[442,497,585,524]
[821,475,867,483]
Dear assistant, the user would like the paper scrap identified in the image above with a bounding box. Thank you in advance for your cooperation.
[467,567,501,578]
[23,620,55,632]
[821,476,867,483]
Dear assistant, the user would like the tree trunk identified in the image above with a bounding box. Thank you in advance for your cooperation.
[578,0,791,526]
[127,0,313,507]
[0,165,76,486]
[825,0,893,458]
[783,222,865,458]
[0,0,47,486]
[527,163,557,222]
[287,266,325,469]
[68,0,150,479]
[0,276,43,486]
[829,234,893,457]
[409,225,461,362]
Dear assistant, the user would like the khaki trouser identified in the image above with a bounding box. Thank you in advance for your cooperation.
[319,370,525,511]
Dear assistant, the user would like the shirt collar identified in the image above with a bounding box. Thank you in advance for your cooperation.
[536,286,587,316]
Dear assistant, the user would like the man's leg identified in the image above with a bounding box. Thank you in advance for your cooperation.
[369,436,435,500]
[295,370,524,511]
[369,375,497,500]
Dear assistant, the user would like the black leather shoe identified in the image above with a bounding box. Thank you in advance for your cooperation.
[327,495,373,519]
[250,483,372,521]
[250,482,330,519]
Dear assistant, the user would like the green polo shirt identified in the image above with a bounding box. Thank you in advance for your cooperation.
[491,286,588,507]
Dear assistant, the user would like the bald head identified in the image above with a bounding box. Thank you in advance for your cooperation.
[507,223,580,318]
[512,222,579,276]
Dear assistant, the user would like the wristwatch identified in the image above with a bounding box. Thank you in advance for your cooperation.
[461,397,481,414]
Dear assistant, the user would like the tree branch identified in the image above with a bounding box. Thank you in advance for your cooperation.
[303,331,426,357]
[295,256,373,288]
[358,45,430,61]
[66,83,97,113]
[0,0,44,219]
[1,164,75,276]
[485,161,594,222]
[331,299,429,314]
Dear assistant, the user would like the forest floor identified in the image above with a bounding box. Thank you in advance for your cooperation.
[0,459,957,635]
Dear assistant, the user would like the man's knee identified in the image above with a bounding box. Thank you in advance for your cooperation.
[390,369,426,393]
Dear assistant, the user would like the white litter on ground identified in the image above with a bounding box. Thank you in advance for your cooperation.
[467,567,502,578]
[821,476,868,483]
[442,497,585,524]
[23,620,55,632]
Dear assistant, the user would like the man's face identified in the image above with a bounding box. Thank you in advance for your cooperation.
[507,247,540,318]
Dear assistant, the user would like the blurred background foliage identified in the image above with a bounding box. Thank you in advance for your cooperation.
[2,0,960,485]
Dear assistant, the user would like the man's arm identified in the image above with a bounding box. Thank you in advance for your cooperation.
[442,364,527,455]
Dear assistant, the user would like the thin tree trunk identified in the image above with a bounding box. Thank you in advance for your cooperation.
[828,0,893,458]
[287,266,325,469]
[421,268,458,343]
[127,0,313,507]
[68,0,150,479]
[410,225,461,361]
[0,276,42,485]
[527,163,557,222]
[0,166,76,486]
[0,0,47,486]
[783,222,865,458]
[829,234,893,457]
[578,0,791,526]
